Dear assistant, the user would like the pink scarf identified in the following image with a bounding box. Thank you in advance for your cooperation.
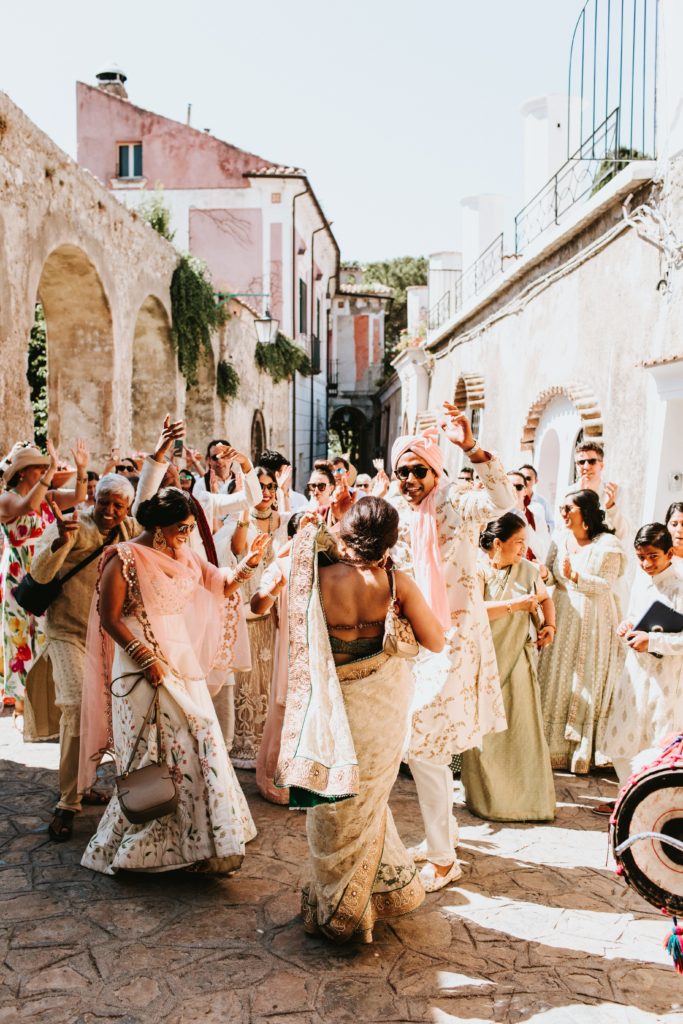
[391,429,451,631]
[78,542,240,792]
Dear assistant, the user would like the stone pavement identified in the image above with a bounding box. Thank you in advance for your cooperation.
[1,714,683,1024]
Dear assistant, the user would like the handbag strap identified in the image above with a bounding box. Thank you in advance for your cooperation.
[59,528,118,586]
[111,672,165,774]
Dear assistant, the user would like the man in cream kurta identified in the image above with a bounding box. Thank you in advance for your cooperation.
[389,404,515,890]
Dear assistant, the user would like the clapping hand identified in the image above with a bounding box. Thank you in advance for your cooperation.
[562,556,574,581]
[439,402,475,451]
[246,532,271,567]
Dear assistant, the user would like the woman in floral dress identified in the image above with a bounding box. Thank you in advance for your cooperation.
[0,440,88,722]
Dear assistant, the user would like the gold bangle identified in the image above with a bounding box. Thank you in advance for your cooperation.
[507,602,513,615]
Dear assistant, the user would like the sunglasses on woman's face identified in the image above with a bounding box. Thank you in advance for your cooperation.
[559,504,577,515]
[175,522,195,535]
[396,465,430,481]
[512,482,525,491]
[260,482,276,492]
[308,481,328,491]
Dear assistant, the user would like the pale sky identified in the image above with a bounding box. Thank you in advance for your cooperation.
[2,0,581,261]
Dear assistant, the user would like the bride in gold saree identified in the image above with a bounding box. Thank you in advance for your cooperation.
[276,497,444,942]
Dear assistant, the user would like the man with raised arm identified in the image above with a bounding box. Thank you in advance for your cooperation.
[389,402,515,891]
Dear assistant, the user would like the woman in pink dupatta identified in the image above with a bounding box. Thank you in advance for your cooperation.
[79,488,270,875]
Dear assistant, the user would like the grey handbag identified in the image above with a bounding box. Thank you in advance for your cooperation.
[112,674,179,824]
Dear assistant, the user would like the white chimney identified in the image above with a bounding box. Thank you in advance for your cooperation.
[460,195,506,272]
[406,286,428,335]
[521,94,583,204]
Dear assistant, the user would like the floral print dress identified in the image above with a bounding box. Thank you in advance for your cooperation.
[0,500,55,703]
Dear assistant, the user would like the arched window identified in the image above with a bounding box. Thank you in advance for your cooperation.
[251,410,266,465]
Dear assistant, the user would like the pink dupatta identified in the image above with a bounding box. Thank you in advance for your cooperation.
[79,542,239,791]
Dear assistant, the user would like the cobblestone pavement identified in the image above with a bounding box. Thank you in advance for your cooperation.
[2,713,683,1024]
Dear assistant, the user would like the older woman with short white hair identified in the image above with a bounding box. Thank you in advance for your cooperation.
[32,471,143,841]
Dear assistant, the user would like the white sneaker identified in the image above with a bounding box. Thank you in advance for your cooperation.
[418,859,463,893]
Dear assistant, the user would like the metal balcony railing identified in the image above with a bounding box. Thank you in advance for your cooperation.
[427,233,504,333]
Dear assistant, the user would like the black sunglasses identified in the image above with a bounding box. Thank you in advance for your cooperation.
[396,465,430,481]
[576,457,599,466]
[521,475,534,483]
[512,482,525,491]
[308,481,328,491]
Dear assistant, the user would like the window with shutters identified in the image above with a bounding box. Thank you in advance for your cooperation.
[298,278,307,335]
[118,142,143,179]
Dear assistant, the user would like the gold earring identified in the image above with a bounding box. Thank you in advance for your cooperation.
[153,527,166,551]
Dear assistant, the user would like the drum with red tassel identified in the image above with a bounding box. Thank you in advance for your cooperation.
[610,735,683,972]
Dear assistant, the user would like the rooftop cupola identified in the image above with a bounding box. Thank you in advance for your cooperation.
[95,63,128,99]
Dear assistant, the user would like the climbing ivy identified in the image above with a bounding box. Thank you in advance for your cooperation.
[216,359,240,402]
[255,332,312,385]
[27,303,48,448]
[170,255,228,388]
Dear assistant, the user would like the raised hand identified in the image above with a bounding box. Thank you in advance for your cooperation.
[246,532,271,567]
[71,438,90,471]
[604,481,618,509]
[46,438,59,470]
[439,402,475,451]
[153,415,185,463]
[48,500,80,548]
[330,482,354,521]
[213,444,251,473]
[276,465,292,493]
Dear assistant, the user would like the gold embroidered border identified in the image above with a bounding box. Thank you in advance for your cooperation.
[320,813,387,942]
[275,756,359,797]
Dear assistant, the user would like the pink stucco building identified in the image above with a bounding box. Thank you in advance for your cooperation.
[76,69,345,478]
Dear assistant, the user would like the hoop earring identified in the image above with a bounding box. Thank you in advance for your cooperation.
[153,527,166,551]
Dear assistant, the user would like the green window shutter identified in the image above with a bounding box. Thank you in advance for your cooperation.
[133,143,143,177]
[118,145,129,178]
[299,279,307,334]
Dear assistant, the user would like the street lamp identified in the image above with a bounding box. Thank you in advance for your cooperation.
[254,308,280,345]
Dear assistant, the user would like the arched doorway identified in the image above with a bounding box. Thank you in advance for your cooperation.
[251,410,266,465]
[131,297,177,450]
[522,384,601,505]
[37,245,114,459]
[454,372,485,435]
[329,406,368,470]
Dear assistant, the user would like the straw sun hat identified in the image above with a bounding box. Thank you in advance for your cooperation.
[0,442,51,488]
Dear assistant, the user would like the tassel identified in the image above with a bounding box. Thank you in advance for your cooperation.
[664,917,683,974]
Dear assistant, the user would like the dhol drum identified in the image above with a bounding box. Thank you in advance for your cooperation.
[610,735,683,914]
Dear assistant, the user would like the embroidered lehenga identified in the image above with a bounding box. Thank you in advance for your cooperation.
[276,526,424,942]
[79,542,256,875]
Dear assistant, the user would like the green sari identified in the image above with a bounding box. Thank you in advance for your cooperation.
[461,559,556,822]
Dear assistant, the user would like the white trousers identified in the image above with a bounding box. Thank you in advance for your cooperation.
[408,757,458,866]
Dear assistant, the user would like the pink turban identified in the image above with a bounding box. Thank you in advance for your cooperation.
[391,428,450,631]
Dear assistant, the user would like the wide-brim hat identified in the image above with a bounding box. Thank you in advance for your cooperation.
[0,442,51,487]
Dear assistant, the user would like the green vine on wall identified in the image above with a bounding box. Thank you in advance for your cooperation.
[170,254,228,388]
[255,332,312,385]
[216,359,240,402]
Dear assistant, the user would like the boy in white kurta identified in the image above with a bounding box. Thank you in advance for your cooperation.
[606,522,683,789]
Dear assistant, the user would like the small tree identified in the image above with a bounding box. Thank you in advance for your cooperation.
[138,189,176,242]
[360,256,428,374]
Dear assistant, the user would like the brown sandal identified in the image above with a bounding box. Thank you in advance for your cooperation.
[593,800,616,816]
[48,809,75,842]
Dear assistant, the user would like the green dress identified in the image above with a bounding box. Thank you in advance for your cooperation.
[461,559,556,822]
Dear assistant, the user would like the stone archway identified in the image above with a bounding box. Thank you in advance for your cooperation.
[131,296,177,450]
[520,383,603,451]
[329,405,368,470]
[37,244,114,458]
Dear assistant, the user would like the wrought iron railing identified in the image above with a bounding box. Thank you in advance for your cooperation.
[427,234,504,333]
[428,290,452,331]
[514,108,624,254]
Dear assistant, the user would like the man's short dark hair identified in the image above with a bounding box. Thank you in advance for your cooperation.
[332,455,350,471]
[634,522,673,553]
[575,441,604,460]
[458,466,474,479]
[259,449,290,474]
[206,439,231,457]
[87,471,100,482]
[519,463,537,479]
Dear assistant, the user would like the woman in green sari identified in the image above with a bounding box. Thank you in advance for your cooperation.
[462,512,557,822]
[276,497,444,943]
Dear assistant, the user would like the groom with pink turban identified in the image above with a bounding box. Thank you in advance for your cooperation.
[389,402,515,891]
